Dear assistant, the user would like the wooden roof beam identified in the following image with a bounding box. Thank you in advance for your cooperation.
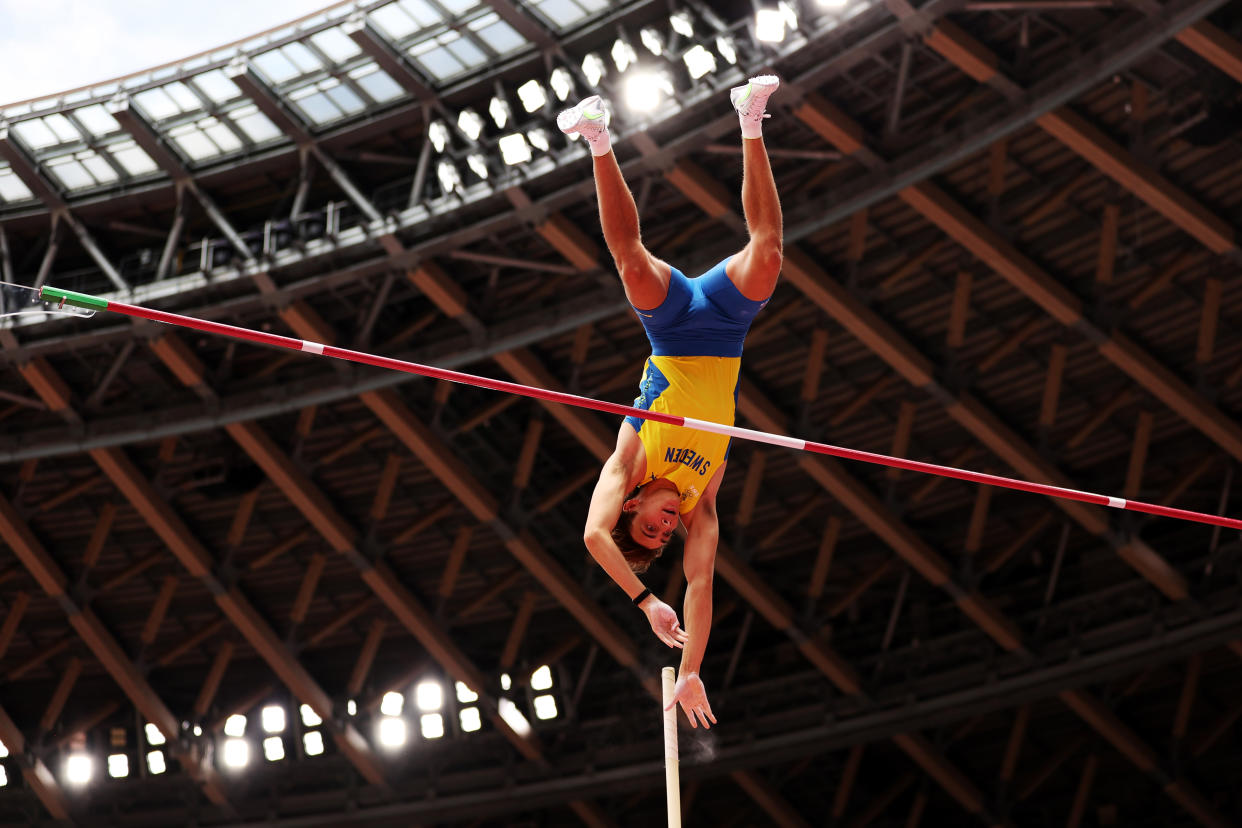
[0,702,72,822]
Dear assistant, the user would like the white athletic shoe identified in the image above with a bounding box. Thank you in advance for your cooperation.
[557,95,610,140]
[730,75,780,127]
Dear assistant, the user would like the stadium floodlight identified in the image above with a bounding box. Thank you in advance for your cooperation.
[582,53,606,87]
[819,0,850,7]
[437,160,462,194]
[377,717,407,748]
[755,8,785,42]
[261,705,286,734]
[684,44,717,79]
[467,153,489,180]
[499,133,532,165]
[0,766,8,787]
[428,120,449,153]
[300,704,322,728]
[380,691,404,717]
[0,739,8,757]
[346,699,357,716]
[624,69,672,114]
[65,753,93,785]
[781,0,800,30]
[550,67,574,100]
[530,665,553,691]
[458,108,484,141]
[146,750,166,775]
[500,672,512,691]
[144,723,165,746]
[670,10,694,37]
[415,681,444,712]
[303,731,325,756]
[459,707,482,732]
[193,725,202,737]
[527,128,551,152]
[455,681,479,703]
[263,736,285,762]
[533,695,558,720]
[223,714,247,738]
[489,95,512,128]
[222,738,249,769]
[640,27,663,55]
[420,713,445,739]
[716,35,738,64]
[611,38,638,72]
[107,753,129,779]
[516,79,547,112]
[498,698,531,737]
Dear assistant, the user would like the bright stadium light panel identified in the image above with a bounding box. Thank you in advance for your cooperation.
[458,108,484,141]
[467,153,489,180]
[716,35,738,65]
[378,717,407,748]
[300,704,322,728]
[144,723,165,746]
[303,731,325,756]
[455,681,479,703]
[499,133,532,165]
[755,8,785,42]
[65,753,93,785]
[222,738,249,769]
[261,705,286,734]
[582,53,606,87]
[516,79,547,112]
[0,766,7,787]
[781,0,799,29]
[146,750,166,775]
[420,713,445,739]
[684,45,717,79]
[380,691,404,717]
[415,681,444,712]
[346,699,357,716]
[223,714,247,738]
[550,67,573,100]
[500,672,512,691]
[263,736,285,762]
[437,160,462,194]
[611,38,637,72]
[527,128,551,152]
[107,753,129,779]
[533,695,558,720]
[624,70,671,114]
[498,698,531,737]
[0,739,8,757]
[489,95,511,128]
[640,27,663,56]
[530,665,553,691]
[429,120,449,153]
[459,707,482,732]
[670,10,694,37]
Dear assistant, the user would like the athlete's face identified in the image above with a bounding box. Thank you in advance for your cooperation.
[626,486,680,550]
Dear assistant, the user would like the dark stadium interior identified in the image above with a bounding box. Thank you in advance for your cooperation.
[2,0,1242,825]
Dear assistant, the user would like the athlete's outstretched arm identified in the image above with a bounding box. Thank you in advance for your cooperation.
[666,462,726,729]
[583,451,687,649]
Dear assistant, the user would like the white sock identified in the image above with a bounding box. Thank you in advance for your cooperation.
[740,116,764,140]
[586,129,612,156]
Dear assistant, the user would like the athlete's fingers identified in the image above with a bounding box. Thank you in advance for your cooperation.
[696,708,712,729]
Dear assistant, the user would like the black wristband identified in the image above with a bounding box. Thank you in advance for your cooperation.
[632,587,652,606]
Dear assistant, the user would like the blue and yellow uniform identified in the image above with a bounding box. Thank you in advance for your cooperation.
[624,258,768,515]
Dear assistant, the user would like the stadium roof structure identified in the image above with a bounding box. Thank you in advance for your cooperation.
[2,0,1242,825]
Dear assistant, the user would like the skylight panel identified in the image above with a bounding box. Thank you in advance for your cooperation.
[397,0,443,27]
[227,104,283,143]
[311,28,362,63]
[80,152,119,184]
[446,35,487,69]
[288,78,364,125]
[530,0,590,29]
[349,64,404,104]
[169,122,223,161]
[163,82,203,113]
[110,140,159,176]
[282,42,325,75]
[73,105,121,138]
[12,119,65,151]
[469,12,526,55]
[0,164,34,203]
[254,49,305,85]
[324,81,365,115]
[201,118,244,153]
[134,88,184,121]
[46,154,98,191]
[193,70,243,105]
[439,0,479,14]
[370,0,442,39]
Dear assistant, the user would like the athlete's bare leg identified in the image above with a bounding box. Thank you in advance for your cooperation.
[559,96,669,310]
[724,76,783,302]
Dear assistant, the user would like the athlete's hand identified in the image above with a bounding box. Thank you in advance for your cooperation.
[665,671,716,729]
[641,596,688,649]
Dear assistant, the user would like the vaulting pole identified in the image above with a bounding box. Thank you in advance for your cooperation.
[35,283,1242,531]
[662,666,681,828]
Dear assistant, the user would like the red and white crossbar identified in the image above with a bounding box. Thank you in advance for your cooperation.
[41,284,1242,531]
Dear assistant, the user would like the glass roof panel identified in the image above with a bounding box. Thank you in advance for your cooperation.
[163,82,203,113]
[134,88,183,121]
[110,141,159,176]
[254,49,304,85]
[227,105,283,143]
[46,156,96,191]
[79,153,119,184]
[370,1,432,39]
[438,0,479,15]
[202,119,244,153]
[169,123,223,161]
[469,12,526,56]
[409,40,463,81]
[290,88,343,125]
[529,0,590,29]
[193,70,244,105]
[74,105,121,138]
[324,82,365,116]
[0,164,34,203]
[282,41,325,75]
[397,0,443,28]
[445,35,486,69]
[11,119,64,151]
[350,64,404,103]
[311,28,361,63]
